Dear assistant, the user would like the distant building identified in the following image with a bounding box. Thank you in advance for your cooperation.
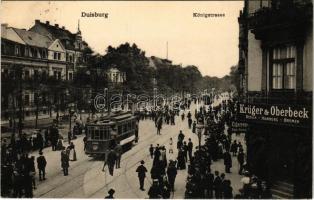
[238,0,312,198]
[29,19,92,80]
[106,66,126,84]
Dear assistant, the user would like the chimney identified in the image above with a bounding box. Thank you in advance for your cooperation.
[46,21,50,25]
[62,26,65,30]
[35,19,40,24]
[2,23,8,28]
[55,24,59,28]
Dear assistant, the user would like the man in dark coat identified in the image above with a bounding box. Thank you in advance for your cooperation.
[213,171,222,199]
[183,142,188,162]
[230,140,238,156]
[187,111,191,119]
[153,146,161,167]
[223,151,232,173]
[187,138,193,162]
[166,160,177,192]
[204,169,214,198]
[61,148,69,176]
[220,173,227,197]
[36,132,44,152]
[188,118,193,129]
[37,151,47,181]
[237,149,245,175]
[223,180,233,198]
[192,121,196,133]
[115,142,123,169]
[136,160,147,191]
[50,126,59,151]
[149,144,154,159]
[178,130,185,142]
[103,149,117,176]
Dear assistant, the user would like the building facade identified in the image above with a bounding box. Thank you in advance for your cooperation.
[1,24,70,125]
[238,0,312,198]
[29,19,92,80]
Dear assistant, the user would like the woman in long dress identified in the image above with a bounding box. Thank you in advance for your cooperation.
[177,148,186,170]
[69,142,77,161]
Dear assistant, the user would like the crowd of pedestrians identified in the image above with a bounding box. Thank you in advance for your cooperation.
[1,117,83,197]
[132,93,272,199]
[183,95,272,199]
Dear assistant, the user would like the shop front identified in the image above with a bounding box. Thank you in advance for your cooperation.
[237,102,312,198]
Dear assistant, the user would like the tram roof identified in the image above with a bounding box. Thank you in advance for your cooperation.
[87,111,135,126]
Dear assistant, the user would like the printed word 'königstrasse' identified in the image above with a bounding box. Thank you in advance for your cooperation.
[193,13,225,18]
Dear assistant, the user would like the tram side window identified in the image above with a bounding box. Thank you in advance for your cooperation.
[118,125,122,135]
[89,127,94,139]
[128,122,132,130]
[104,129,109,139]
[94,129,100,140]
[124,124,128,133]
[99,129,104,140]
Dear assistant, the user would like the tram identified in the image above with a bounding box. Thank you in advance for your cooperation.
[84,111,139,156]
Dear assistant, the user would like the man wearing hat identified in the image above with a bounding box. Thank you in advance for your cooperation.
[37,151,47,181]
[105,188,115,199]
[136,160,148,191]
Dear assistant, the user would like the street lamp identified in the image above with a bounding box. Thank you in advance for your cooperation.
[68,103,75,138]
[196,120,204,149]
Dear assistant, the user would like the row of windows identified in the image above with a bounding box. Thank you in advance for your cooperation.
[2,69,73,81]
[2,43,69,62]
[117,121,136,135]
[14,45,48,59]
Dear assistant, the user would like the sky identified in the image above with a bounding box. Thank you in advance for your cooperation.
[1,1,243,78]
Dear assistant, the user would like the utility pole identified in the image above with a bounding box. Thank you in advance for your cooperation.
[35,91,40,129]
[166,41,168,60]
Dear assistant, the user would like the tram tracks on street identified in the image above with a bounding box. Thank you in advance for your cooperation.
[87,118,189,198]
[37,120,169,198]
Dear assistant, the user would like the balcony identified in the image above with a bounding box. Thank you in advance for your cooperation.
[248,3,312,42]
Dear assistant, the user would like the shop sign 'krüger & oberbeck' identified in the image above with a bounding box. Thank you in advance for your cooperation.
[237,103,311,128]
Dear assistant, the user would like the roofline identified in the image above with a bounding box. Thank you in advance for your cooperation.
[2,27,26,45]
[12,27,52,49]
[48,39,66,52]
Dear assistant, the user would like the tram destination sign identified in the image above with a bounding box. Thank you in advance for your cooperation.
[237,103,312,128]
